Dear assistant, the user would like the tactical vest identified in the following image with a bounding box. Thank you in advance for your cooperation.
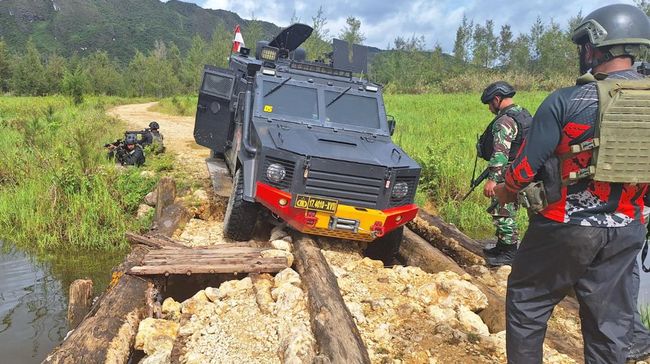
[477,106,533,162]
[564,73,650,184]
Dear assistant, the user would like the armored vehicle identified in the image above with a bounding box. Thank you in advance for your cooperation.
[194,24,421,261]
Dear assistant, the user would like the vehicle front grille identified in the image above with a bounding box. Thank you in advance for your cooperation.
[263,156,294,190]
[389,175,418,207]
[305,168,383,208]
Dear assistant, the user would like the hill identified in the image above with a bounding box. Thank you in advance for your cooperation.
[0,0,280,62]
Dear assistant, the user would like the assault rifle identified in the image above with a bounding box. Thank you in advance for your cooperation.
[104,139,122,148]
[462,168,489,201]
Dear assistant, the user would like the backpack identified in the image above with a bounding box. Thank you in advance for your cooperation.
[477,106,533,162]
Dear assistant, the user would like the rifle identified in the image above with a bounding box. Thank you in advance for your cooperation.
[104,139,122,148]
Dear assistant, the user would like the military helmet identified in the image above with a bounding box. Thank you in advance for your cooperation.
[125,133,137,145]
[572,4,650,60]
[481,81,516,104]
[149,121,160,129]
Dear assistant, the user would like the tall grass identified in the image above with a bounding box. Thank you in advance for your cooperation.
[0,96,156,252]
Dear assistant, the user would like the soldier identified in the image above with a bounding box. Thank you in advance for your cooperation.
[477,81,532,266]
[116,133,145,167]
[140,121,165,153]
[494,4,650,362]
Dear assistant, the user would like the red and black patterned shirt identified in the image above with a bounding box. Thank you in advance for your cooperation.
[505,69,649,227]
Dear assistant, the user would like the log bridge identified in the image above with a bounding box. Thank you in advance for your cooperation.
[44,161,583,363]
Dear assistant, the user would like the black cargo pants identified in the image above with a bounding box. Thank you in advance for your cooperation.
[505,215,646,364]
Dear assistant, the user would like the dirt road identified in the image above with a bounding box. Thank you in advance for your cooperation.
[107,102,209,178]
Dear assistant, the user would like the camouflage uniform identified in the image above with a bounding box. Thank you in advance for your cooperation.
[487,106,521,246]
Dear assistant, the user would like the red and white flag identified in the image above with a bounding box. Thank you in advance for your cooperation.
[232,25,245,53]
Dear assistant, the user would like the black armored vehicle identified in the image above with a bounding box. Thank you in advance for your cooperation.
[194,24,420,260]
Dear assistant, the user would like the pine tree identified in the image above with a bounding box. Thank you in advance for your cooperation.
[339,17,365,45]
[0,40,10,92]
[498,24,513,67]
[303,6,332,61]
[11,39,46,95]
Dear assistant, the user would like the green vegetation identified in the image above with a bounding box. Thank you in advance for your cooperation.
[642,305,650,329]
[0,96,157,253]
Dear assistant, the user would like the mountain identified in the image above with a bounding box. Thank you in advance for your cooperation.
[0,0,280,62]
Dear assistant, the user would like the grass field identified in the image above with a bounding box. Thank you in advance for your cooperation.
[154,92,550,238]
[0,96,159,252]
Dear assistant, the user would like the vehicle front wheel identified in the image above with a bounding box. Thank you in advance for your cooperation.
[364,226,404,265]
[223,168,259,241]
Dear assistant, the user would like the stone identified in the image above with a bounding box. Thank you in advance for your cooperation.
[192,189,209,203]
[273,284,304,313]
[271,239,292,252]
[144,191,157,206]
[261,249,294,267]
[416,283,440,305]
[140,170,155,178]
[161,297,181,322]
[346,302,366,324]
[252,274,275,314]
[359,257,384,269]
[495,265,512,285]
[373,323,391,342]
[137,204,154,219]
[139,350,171,364]
[274,268,301,287]
[457,306,490,336]
[181,290,211,315]
[433,272,488,312]
[426,306,457,325]
[134,318,179,355]
[204,287,219,302]
[270,225,289,241]
[279,325,317,364]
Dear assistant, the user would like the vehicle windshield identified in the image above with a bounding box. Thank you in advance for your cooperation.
[262,80,319,122]
[325,91,381,129]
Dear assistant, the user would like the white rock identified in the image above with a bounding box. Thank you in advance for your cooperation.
[161,298,181,322]
[192,189,209,203]
[261,249,294,267]
[144,191,157,206]
[271,239,292,252]
[139,350,171,364]
[181,290,211,315]
[495,265,512,284]
[270,225,289,241]
[274,268,301,287]
[457,306,490,336]
[433,272,488,312]
[279,325,316,364]
[273,284,304,313]
[137,204,154,219]
[346,302,366,324]
[140,170,155,178]
[373,323,391,342]
[204,287,219,302]
[135,318,179,355]
[426,306,457,324]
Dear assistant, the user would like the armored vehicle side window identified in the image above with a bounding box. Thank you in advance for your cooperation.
[263,81,319,121]
[202,73,233,97]
[325,92,380,129]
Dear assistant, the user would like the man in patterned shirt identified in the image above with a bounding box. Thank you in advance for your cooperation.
[478,81,532,266]
[494,4,650,362]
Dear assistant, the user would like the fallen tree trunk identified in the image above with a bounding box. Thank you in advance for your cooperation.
[414,211,485,257]
[293,233,370,364]
[407,216,485,267]
[67,279,94,330]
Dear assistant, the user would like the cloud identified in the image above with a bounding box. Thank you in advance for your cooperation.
[193,0,637,52]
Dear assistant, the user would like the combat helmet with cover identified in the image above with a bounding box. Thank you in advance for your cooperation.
[564,4,650,184]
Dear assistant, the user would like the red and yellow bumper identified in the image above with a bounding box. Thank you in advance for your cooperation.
[255,182,418,242]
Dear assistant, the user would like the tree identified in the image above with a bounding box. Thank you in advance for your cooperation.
[636,0,650,15]
[83,51,123,95]
[339,16,365,45]
[44,53,67,94]
[245,17,265,54]
[510,34,531,71]
[208,23,231,68]
[181,35,208,91]
[529,16,545,64]
[10,39,46,95]
[62,66,88,105]
[167,41,182,75]
[304,6,332,61]
[498,24,513,67]
[453,15,473,63]
[0,40,10,92]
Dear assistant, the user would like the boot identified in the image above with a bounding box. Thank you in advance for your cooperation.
[485,244,517,266]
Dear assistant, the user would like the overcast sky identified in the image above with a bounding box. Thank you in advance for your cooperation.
[185,0,637,52]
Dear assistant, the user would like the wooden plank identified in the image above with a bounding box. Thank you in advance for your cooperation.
[206,157,233,198]
[153,203,193,237]
[147,247,264,255]
[125,232,187,249]
[292,233,371,364]
[129,259,288,275]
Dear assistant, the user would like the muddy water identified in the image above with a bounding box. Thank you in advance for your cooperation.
[0,241,125,363]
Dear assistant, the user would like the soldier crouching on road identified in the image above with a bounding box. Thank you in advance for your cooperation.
[477,81,532,266]
[494,4,650,362]
[112,133,145,167]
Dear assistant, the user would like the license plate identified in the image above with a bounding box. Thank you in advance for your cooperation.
[294,194,338,214]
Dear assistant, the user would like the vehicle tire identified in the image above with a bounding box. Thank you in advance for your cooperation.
[364,226,404,265]
[223,168,259,241]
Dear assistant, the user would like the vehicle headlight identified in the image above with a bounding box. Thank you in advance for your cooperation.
[392,181,408,199]
[266,163,286,183]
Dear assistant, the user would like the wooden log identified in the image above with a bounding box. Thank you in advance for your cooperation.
[407,215,485,267]
[44,246,150,364]
[154,203,192,238]
[129,259,288,275]
[155,177,176,221]
[125,231,187,249]
[292,233,370,364]
[67,279,94,330]
[415,211,485,256]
